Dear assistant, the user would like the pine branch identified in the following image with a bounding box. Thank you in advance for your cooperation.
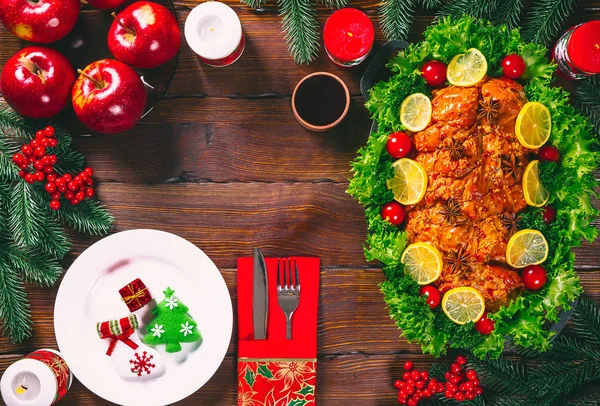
[0,240,62,287]
[9,180,46,249]
[279,0,320,64]
[467,356,536,397]
[0,256,31,343]
[522,0,577,47]
[52,198,113,236]
[572,294,600,347]
[30,188,71,259]
[518,334,600,362]
[241,0,265,8]
[420,0,443,10]
[492,0,523,30]
[318,0,347,9]
[573,76,600,135]
[436,0,501,20]
[380,0,418,41]
[529,359,600,399]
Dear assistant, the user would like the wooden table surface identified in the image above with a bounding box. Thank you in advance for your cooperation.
[1,1,600,405]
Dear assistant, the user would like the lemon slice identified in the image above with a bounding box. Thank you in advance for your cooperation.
[522,160,549,207]
[516,102,552,149]
[446,48,488,87]
[387,158,428,205]
[400,93,432,132]
[401,242,443,285]
[506,229,549,268]
[442,287,486,325]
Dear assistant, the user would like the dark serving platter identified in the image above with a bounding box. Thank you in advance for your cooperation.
[359,40,575,342]
[34,0,179,136]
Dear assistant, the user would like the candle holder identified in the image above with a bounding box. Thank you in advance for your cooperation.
[184,1,245,67]
[323,8,374,67]
[553,21,600,79]
[1,349,72,406]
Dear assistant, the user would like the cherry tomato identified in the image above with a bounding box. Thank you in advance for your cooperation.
[381,201,405,226]
[522,265,547,290]
[421,60,447,87]
[404,360,413,372]
[538,145,560,162]
[501,54,526,79]
[475,312,495,334]
[419,285,441,308]
[386,131,412,159]
[542,205,557,223]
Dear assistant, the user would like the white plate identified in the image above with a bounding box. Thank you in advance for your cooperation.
[54,229,233,406]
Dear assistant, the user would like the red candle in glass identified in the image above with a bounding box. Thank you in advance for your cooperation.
[323,8,374,67]
[553,21,600,79]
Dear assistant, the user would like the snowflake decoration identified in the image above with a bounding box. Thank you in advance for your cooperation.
[164,295,179,310]
[151,324,165,338]
[129,351,155,377]
[180,321,194,336]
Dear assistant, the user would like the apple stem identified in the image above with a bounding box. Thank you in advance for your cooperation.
[36,71,46,85]
[111,12,135,36]
[77,69,104,89]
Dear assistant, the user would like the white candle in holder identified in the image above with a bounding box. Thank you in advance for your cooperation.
[1,349,72,406]
[184,1,245,67]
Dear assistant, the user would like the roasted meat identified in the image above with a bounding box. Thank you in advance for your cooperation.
[405,78,528,309]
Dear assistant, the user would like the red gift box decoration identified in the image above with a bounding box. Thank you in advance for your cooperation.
[119,278,152,312]
[96,314,139,356]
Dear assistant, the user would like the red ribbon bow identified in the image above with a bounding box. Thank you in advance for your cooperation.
[104,327,139,356]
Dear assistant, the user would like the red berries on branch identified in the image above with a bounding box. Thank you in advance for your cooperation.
[11,126,95,210]
[394,355,483,404]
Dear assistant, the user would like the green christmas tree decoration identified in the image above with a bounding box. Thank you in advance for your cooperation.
[144,287,201,353]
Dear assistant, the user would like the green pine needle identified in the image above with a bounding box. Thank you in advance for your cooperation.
[9,180,46,250]
[1,241,62,287]
[572,295,600,347]
[492,0,524,30]
[522,0,577,47]
[279,0,320,64]
[574,76,600,135]
[241,0,264,8]
[317,0,347,9]
[380,0,418,41]
[420,0,443,10]
[436,0,501,19]
[0,256,31,343]
[53,199,114,236]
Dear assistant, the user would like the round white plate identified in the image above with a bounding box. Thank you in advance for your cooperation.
[54,229,233,406]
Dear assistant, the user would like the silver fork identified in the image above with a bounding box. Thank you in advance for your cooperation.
[277,258,301,340]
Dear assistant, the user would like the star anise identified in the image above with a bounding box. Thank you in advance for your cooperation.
[478,97,501,122]
[501,153,521,182]
[439,198,467,225]
[442,138,465,161]
[500,212,521,235]
[444,245,471,275]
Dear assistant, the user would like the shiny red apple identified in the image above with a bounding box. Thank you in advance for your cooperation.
[0,0,80,43]
[87,0,130,10]
[0,46,75,118]
[72,59,147,134]
[108,1,180,69]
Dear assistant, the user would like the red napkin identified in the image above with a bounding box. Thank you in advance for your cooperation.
[237,256,319,406]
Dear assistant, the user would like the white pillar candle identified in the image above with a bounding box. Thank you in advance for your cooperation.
[184,1,245,67]
[1,349,72,406]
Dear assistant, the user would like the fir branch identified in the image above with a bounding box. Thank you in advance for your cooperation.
[436,0,501,20]
[522,0,577,47]
[529,359,600,399]
[518,334,600,362]
[279,0,320,64]
[0,256,31,343]
[380,0,418,41]
[241,0,264,9]
[467,356,535,397]
[420,0,443,10]
[492,0,523,30]
[0,241,62,287]
[317,0,347,9]
[9,180,46,249]
[52,198,113,236]
[30,188,71,259]
[572,294,600,347]
[574,76,600,135]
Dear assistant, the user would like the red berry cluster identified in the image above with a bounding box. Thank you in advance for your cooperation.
[11,126,95,211]
[442,355,482,402]
[394,361,444,405]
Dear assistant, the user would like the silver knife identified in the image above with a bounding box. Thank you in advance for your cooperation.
[253,248,268,340]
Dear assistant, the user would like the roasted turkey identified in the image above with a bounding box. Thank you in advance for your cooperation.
[405,78,530,310]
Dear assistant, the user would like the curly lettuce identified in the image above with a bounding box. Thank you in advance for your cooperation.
[348,15,599,358]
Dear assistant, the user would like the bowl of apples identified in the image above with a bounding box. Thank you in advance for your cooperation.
[0,0,180,135]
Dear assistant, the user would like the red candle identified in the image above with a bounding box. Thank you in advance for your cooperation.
[553,21,600,79]
[323,8,374,67]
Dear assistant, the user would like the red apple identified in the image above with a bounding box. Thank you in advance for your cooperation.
[108,1,180,69]
[0,0,80,43]
[87,0,130,10]
[72,59,147,134]
[0,46,75,118]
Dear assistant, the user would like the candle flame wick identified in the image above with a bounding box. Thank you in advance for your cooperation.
[347,31,354,37]
[210,27,214,31]
[595,43,599,50]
